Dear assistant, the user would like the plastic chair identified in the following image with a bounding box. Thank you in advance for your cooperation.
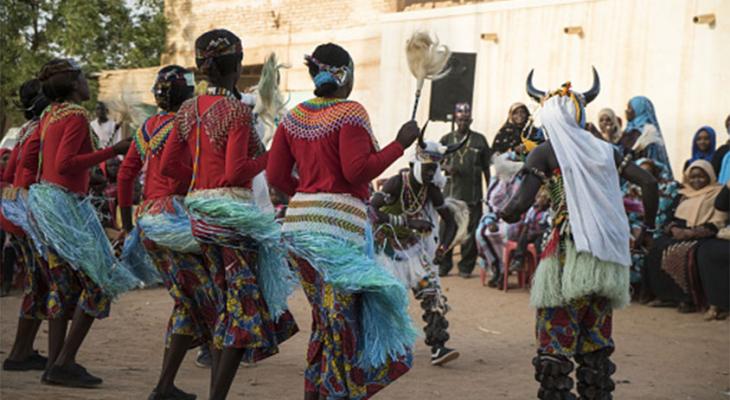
[502,241,538,292]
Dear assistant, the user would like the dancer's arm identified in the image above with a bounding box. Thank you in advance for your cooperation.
[225,118,268,186]
[339,124,404,185]
[117,144,143,231]
[266,125,298,196]
[160,128,191,181]
[2,145,19,183]
[56,115,128,175]
[499,143,549,223]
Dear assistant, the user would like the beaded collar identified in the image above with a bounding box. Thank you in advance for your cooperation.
[133,113,174,158]
[281,98,378,149]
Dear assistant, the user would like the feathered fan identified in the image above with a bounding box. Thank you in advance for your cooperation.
[254,52,290,146]
[406,31,451,120]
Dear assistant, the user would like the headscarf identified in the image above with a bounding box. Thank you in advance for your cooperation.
[688,126,716,163]
[624,96,673,179]
[538,95,631,267]
[597,108,621,143]
[492,102,530,154]
[675,160,726,228]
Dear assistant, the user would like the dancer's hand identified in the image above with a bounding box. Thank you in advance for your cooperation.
[396,120,420,148]
[112,137,132,155]
[408,219,433,232]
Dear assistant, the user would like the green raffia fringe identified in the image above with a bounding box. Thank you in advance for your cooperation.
[28,183,140,298]
[282,231,417,369]
[530,239,630,309]
[184,194,297,320]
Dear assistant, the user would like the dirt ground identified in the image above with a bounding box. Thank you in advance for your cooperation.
[1,273,728,400]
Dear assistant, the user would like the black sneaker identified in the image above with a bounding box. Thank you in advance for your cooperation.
[194,348,211,369]
[148,386,197,400]
[431,347,460,366]
[3,351,48,371]
[45,363,103,388]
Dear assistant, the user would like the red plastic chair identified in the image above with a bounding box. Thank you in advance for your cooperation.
[502,241,538,292]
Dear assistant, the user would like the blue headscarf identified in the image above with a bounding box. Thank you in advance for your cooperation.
[625,96,673,179]
[689,126,716,163]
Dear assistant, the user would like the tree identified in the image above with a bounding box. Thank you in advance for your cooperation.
[0,0,167,137]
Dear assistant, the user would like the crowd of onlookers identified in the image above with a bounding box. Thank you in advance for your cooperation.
[469,98,729,321]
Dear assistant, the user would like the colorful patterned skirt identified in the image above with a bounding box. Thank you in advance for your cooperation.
[136,196,218,347]
[185,188,298,358]
[8,235,49,320]
[282,193,415,399]
[536,295,614,357]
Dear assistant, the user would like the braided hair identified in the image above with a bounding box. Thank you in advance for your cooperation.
[18,79,49,120]
[194,29,243,86]
[38,58,82,102]
[153,65,194,112]
[306,43,352,97]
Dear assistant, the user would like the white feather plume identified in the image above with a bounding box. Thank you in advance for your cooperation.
[406,31,451,91]
[254,52,290,146]
[444,197,470,249]
[492,152,524,181]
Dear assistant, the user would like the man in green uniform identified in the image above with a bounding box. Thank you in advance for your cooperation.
[439,103,491,278]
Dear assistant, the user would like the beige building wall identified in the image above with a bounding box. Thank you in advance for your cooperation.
[99,0,728,180]
[377,0,730,178]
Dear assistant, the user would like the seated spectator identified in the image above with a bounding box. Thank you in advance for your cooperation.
[506,188,550,272]
[476,212,506,288]
[697,183,729,320]
[622,159,680,297]
[683,126,716,172]
[712,114,730,183]
[597,108,622,143]
[645,160,727,312]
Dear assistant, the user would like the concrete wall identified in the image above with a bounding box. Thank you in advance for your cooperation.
[377,0,730,178]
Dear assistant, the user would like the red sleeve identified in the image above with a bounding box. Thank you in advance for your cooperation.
[339,124,404,185]
[2,146,20,183]
[266,124,298,196]
[117,144,143,208]
[160,128,191,181]
[224,120,267,186]
[21,128,40,172]
[56,115,116,175]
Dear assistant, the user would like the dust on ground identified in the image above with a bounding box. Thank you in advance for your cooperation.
[2,274,728,399]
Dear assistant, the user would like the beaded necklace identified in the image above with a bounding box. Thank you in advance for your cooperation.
[400,171,427,216]
[188,86,238,191]
[133,113,174,159]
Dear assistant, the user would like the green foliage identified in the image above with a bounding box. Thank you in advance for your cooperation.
[0,0,167,136]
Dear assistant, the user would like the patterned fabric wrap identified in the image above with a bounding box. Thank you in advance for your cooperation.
[43,250,110,319]
[282,192,417,369]
[28,183,140,299]
[291,255,412,399]
[1,187,48,256]
[660,240,698,295]
[536,295,614,357]
[120,226,162,287]
[133,114,174,158]
[199,243,298,355]
[142,238,217,348]
[281,98,379,150]
[136,196,200,254]
[9,235,48,319]
[184,188,297,320]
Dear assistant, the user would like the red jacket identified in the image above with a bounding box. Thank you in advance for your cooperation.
[266,98,403,201]
[23,103,116,195]
[161,95,266,191]
[117,113,191,208]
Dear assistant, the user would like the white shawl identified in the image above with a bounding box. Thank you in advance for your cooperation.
[538,96,631,267]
